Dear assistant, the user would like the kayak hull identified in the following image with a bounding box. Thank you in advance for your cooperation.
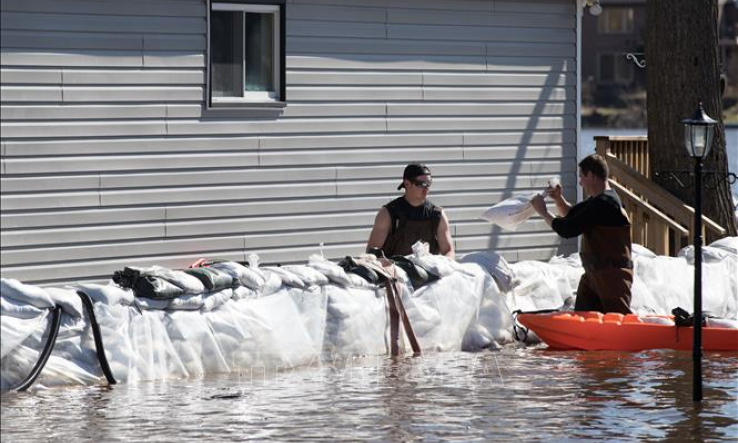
[517,311,738,351]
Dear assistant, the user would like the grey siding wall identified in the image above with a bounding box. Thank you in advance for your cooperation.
[1,0,578,285]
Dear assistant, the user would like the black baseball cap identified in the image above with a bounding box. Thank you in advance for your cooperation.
[397,163,431,190]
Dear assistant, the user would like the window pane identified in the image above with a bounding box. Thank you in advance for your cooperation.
[616,57,632,83]
[244,13,274,92]
[600,54,614,82]
[211,11,243,98]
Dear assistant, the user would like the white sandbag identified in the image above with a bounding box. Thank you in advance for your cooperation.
[1,278,54,310]
[1,297,45,319]
[210,261,266,290]
[708,236,738,256]
[463,270,514,350]
[232,286,258,300]
[507,261,574,312]
[282,265,330,287]
[134,297,170,311]
[77,283,134,306]
[322,285,387,357]
[460,251,516,293]
[263,266,306,289]
[706,317,738,328]
[260,270,284,296]
[1,312,49,358]
[167,293,204,310]
[678,245,730,263]
[479,193,538,231]
[44,287,84,318]
[149,266,205,294]
[345,272,375,289]
[201,289,233,312]
[308,255,353,287]
[631,243,658,259]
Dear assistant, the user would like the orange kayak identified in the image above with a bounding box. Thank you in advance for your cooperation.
[516,311,738,351]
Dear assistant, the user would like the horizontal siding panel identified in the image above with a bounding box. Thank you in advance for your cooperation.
[165,195,388,221]
[100,167,336,189]
[100,182,339,207]
[0,0,206,17]
[3,152,259,174]
[1,86,61,102]
[0,12,206,34]
[166,211,372,237]
[2,191,100,211]
[455,232,561,251]
[485,43,574,58]
[423,72,574,87]
[387,102,573,116]
[287,20,387,39]
[260,146,464,166]
[4,137,260,156]
[1,207,165,229]
[0,68,61,84]
[463,130,576,146]
[2,235,245,264]
[260,133,463,149]
[422,87,572,101]
[287,71,423,86]
[143,52,203,68]
[1,223,166,248]
[1,121,167,139]
[166,118,387,136]
[387,8,574,28]
[287,55,486,71]
[62,86,203,102]
[143,35,205,51]
[336,175,552,196]
[62,69,204,85]
[388,24,573,43]
[386,116,574,132]
[287,4,387,22]
[463,145,572,161]
[280,103,387,118]
[1,30,143,51]
[1,175,99,192]
[288,86,422,101]
[287,37,485,56]
[1,104,168,120]
[1,49,144,67]
[486,57,574,72]
[495,0,575,15]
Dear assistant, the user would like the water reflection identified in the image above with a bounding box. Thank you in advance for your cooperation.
[2,349,737,442]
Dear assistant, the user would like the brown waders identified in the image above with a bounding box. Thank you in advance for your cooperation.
[356,258,422,356]
[577,214,634,315]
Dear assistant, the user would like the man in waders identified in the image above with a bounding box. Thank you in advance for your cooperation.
[366,163,455,259]
[531,154,633,314]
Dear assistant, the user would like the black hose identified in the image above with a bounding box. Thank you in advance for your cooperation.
[13,306,63,392]
[76,291,117,385]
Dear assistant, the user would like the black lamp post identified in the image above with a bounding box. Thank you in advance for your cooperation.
[681,102,717,403]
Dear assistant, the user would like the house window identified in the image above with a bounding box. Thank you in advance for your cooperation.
[208,1,285,107]
[597,7,634,34]
[598,54,633,85]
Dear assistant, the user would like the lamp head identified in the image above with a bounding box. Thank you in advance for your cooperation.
[682,102,717,159]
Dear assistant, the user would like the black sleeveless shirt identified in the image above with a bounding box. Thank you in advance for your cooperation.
[381,197,442,257]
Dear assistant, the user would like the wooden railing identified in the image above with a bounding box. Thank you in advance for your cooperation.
[594,136,726,256]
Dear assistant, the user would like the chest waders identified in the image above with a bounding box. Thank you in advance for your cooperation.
[577,208,634,314]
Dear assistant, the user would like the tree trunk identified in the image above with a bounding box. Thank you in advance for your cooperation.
[645,0,737,239]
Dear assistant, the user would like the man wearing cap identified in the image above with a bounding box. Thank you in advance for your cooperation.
[366,163,454,258]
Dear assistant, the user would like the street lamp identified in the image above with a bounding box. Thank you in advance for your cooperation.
[682,101,717,402]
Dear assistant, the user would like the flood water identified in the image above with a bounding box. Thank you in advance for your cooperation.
[2,348,736,442]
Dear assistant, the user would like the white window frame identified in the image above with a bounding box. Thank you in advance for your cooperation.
[207,1,285,108]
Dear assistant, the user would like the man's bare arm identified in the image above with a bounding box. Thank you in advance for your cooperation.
[366,207,392,253]
[436,210,455,259]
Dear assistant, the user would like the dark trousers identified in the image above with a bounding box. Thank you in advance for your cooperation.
[575,268,634,314]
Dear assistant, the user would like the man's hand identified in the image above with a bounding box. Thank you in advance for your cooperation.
[548,183,563,201]
[531,195,547,216]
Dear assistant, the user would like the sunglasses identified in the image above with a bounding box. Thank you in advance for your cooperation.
[410,179,432,189]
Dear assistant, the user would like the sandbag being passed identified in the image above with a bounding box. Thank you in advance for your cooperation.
[479,177,559,231]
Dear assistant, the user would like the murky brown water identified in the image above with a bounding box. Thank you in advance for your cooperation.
[2,348,737,442]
